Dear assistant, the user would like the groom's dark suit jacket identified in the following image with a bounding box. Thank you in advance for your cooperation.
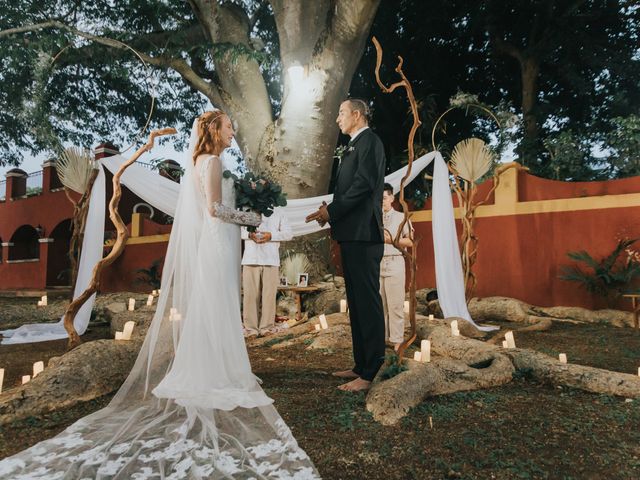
[327,128,386,241]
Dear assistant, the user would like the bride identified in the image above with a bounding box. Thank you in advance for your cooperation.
[0,111,320,479]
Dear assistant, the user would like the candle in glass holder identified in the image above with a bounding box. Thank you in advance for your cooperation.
[128,298,135,311]
[41,295,48,306]
[115,331,124,340]
[340,299,347,313]
[420,340,431,362]
[33,361,44,377]
[122,321,135,340]
[0,368,4,393]
[37,300,43,307]
[505,331,516,349]
[319,314,329,330]
[638,367,640,377]
[152,289,158,296]
[404,301,410,313]
[413,351,421,361]
[170,307,177,315]
[314,324,321,331]
[22,375,31,384]
[502,340,508,348]
[450,320,460,336]
[146,294,154,306]
[559,353,567,364]
[428,314,434,321]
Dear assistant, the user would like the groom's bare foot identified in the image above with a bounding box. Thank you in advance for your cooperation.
[332,369,359,379]
[337,378,371,392]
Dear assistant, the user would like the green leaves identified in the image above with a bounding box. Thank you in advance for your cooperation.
[560,238,640,300]
[224,169,287,219]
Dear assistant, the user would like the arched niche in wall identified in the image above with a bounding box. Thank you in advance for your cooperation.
[47,219,72,286]
[9,225,40,260]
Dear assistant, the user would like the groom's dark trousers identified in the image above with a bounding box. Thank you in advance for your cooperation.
[327,128,386,381]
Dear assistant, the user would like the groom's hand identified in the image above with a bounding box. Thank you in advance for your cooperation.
[305,202,330,226]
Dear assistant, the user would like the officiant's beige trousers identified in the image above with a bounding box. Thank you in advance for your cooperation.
[380,255,406,344]
[243,265,279,333]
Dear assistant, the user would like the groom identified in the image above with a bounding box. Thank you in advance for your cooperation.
[306,98,386,392]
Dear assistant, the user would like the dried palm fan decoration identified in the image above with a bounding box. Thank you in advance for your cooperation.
[62,128,176,348]
[432,108,528,300]
[372,36,421,366]
[281,252,312,286]
[449,138,494,299]
[58,147,99,287]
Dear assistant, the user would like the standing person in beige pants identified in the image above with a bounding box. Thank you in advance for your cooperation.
[380,183,413,351]
[241,208,292,336]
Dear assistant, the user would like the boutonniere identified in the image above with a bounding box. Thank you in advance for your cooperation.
[334,145,355,163]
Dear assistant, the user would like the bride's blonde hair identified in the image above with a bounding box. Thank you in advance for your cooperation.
[192,110,228,164]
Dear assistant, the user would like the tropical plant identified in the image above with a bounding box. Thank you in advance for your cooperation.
[560,238,640,301]
[134,258,164,290]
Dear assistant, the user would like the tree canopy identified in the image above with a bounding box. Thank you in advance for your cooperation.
[1,0,638,192]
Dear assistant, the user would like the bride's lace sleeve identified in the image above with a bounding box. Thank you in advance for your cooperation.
[203,156,261,227]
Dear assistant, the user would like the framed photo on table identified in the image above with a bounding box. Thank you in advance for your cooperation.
[297,273,308,287]
[279,276,288,287]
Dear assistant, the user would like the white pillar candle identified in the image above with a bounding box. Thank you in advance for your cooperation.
[502,340,508,348]
[314,324,321,331]
[122,321,135,340]
[559,353,567,364]
[0,368,4,394]
[115,331,124,340]
[172,313,182,322]
[157,289,161,295]
[428,314,434,321]
[22,375,31,384]
[638,367,640,377]
[420,340,431,362]
[33,361,44,377]
[413,351,421,361]
[41,295,47,306]
[340,299,347,313]
[128,298,135,311]
[37,300,43,307]
[146,294,154,306]
[170,307,177,315]
[450,320,460,336]
[152,289,158,296]
[505,331,516,349]
[404,301,410,313]
[319,314,329,330]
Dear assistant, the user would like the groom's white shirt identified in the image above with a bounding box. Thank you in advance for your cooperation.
[349,126,369,142]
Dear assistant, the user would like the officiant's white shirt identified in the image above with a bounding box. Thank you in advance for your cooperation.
[241,209,292,266]
[349,125,369,141]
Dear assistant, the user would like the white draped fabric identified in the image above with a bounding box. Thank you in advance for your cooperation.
[1,150,495,346]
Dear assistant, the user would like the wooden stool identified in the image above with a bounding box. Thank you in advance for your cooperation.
[622,294,640,329]
[277,285,321,321]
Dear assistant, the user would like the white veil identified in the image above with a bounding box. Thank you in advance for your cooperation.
[0,119,319,479]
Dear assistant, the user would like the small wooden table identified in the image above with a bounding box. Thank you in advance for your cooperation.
[277,285,321,321]
[622,294,640,329]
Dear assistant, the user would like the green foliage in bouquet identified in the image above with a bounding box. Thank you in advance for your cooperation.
[222,170,287,218]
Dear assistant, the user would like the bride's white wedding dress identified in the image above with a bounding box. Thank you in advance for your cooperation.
[0,121,319,479]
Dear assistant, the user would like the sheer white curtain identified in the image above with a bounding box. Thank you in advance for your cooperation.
[1,150,494,345]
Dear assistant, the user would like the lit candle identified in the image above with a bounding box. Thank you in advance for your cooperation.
[314,324,321,331]
[157,289,161,295]
[428,314,434,321]
[170,307,177,315]
[413,351,421,361]
[505,331,516,349]
[128,298,135,311]
[152,289,158,296]
[146,294,154,306]
[404,301,410,313]
[0,368,4,394]
[115,331,124,340]
[41,295,47,306]
[638,367,640,377]
[319,314,329,330]
[172,313,182,322]
[122,321,135,340]
[420,340,431,362]
[33,361,44,377]
[450,320,460,337]
[559,353,567,364]
[22,375,31,384]
[502,340,508,348]
[340,299,347,313]
[37,300,43,307]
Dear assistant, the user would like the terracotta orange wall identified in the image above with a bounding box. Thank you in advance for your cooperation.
[412,170,640,311]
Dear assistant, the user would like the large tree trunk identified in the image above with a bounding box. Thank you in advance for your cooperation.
[192,0,381,198]
[519,55,540,163]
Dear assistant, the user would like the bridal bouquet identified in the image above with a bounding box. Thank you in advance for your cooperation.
[222,170,287,231]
